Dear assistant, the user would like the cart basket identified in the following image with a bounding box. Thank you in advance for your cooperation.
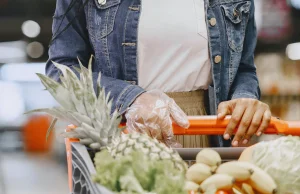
[65,116,300,194]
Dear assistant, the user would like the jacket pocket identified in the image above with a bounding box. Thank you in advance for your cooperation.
[87,0,121,41]
[221,1,251,52]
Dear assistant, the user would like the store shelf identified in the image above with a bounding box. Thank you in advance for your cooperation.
[261,94,300,103]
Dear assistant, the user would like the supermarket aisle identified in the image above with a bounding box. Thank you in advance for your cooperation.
[1,152,69,194]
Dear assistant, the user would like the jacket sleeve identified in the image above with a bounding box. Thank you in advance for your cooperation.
[46,0,145,114]
[228,0,261,100]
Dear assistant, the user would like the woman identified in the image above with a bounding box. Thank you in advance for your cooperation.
[47,0,271,148]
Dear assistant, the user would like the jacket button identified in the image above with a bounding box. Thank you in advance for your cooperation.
[98,0,106,5]
[233,9,239,17]
[127,81,136,85]
[214,55,222,64]
[209,18,217,26]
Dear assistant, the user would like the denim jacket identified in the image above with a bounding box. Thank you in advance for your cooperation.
[46,0,260,145]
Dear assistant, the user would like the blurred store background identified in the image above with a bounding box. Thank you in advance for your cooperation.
[0,0,300,193]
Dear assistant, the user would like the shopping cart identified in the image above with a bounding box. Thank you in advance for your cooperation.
[65,116,300,194]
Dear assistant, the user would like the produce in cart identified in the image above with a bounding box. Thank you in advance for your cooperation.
[183,138,300,194]
[26,57,300,194]
[239,135,300,194]
[92,150,186,194]
[26,57,189,193]
[184,149,278,194]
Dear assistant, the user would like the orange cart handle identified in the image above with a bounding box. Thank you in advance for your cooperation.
[171,116,300,136]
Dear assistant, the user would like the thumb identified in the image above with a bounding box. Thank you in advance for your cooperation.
[168,99,190,129]
[217,101,234,119]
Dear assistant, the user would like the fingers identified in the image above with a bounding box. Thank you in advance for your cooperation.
[126,117,149,135]
[242,109,264,144]
[256,109,272,136]
[222,99,271,147]
[169,99,190,129]
[157,116,173,142]
[164,138,183,148]
[126,110,146,132]
[160,116,182,148]
[240,104,271,145]
[126,90,181,144]
[224,102,246,142]
[217,101,231,120]
[232,107,255,146]
[160,120,182,148]
[217,101,234,140]
[125,107,155,137]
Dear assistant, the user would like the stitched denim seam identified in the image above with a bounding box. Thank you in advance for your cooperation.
[87,1,96,40]
[116,85,132,106]
[107,7,114,76]
[240,4,251,49]
[109,5,118,34]
[103,36,112,76]
[205,2,219,108]
[122,2,134,78]
[98,7,109,39]
[209,0,245,7]
[135,0,141,85]
[106,5,118,38]
[213,20,221,93]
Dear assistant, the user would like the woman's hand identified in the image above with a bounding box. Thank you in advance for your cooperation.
[217,98,271,147]
[125,90,189,148]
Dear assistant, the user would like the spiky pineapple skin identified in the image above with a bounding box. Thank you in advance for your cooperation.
[107,132,188,172]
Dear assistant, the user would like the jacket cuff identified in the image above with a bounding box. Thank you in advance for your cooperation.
[116,85,146,115]
[231,92,258,100]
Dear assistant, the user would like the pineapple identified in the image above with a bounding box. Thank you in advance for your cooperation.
[109,133,187,171]
[26,56,122,150]
[27,56,187,171]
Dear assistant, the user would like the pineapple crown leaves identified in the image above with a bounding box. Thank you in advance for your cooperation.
[25,56,123,148]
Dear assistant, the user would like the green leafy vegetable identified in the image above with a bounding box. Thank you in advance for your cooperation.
[251,135,300,194]
[93,150,186,194]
